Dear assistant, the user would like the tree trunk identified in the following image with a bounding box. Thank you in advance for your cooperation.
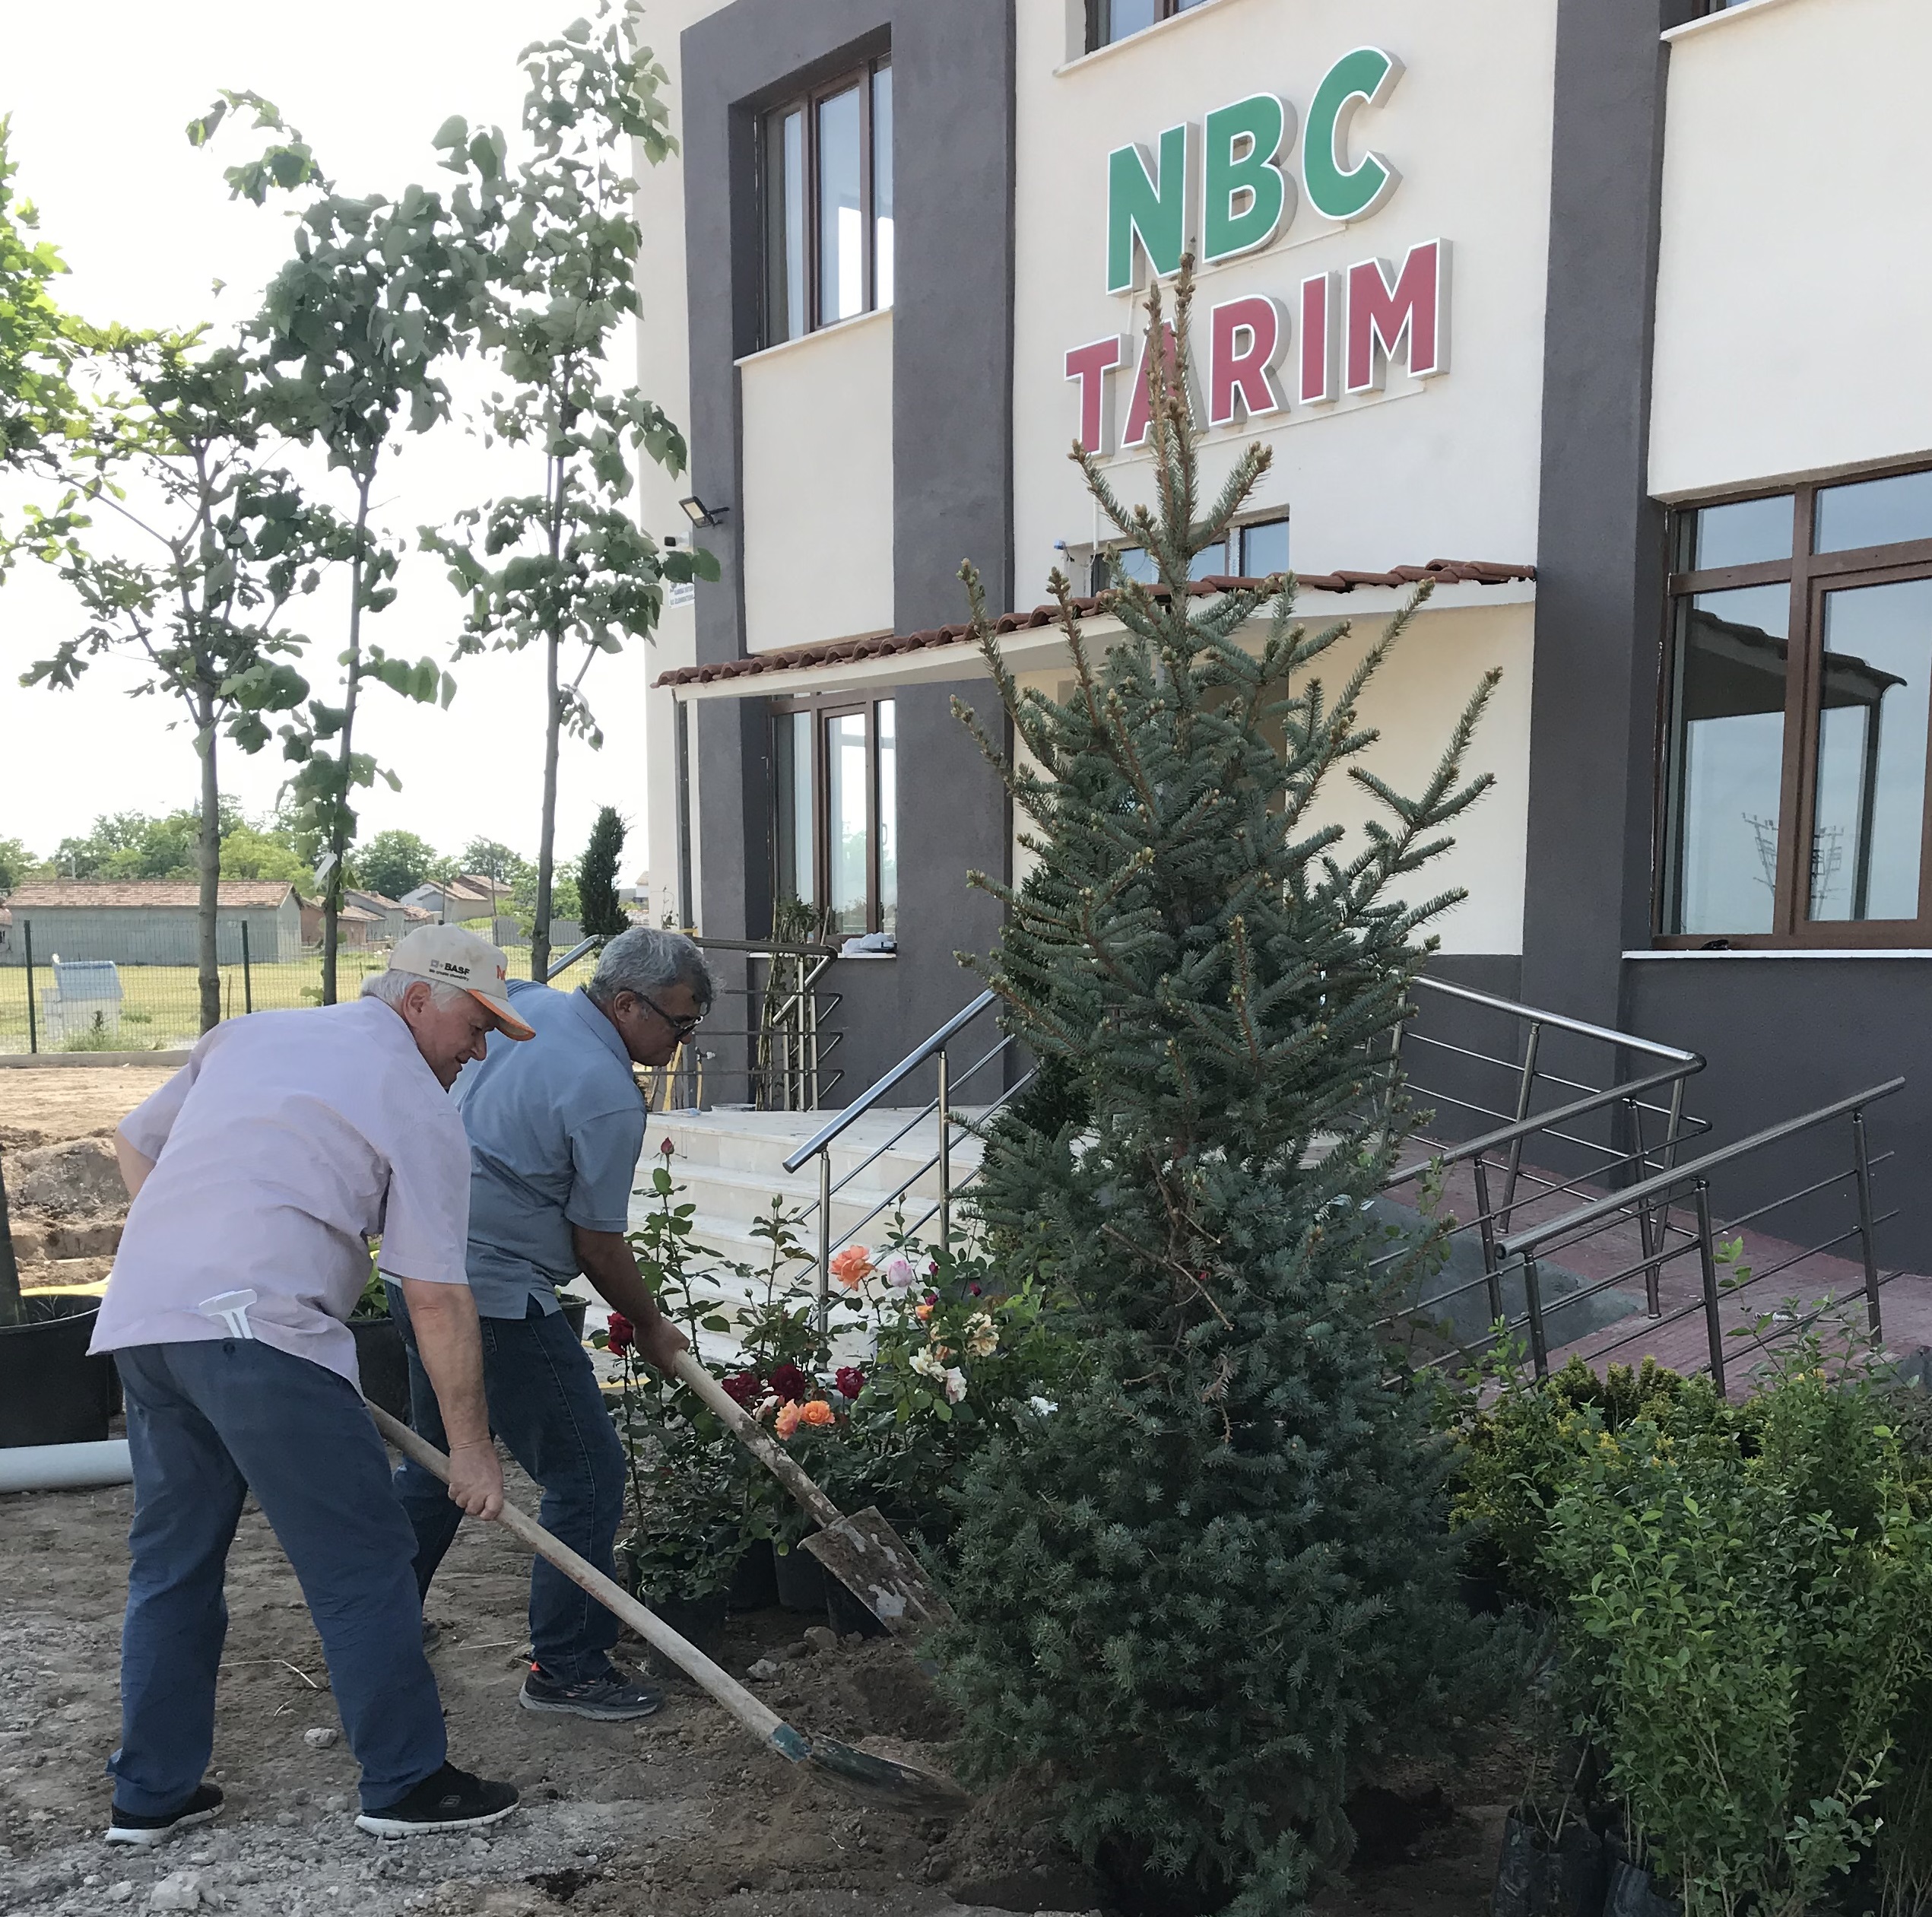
[532,628,562,983]
[322,484,373,1006]
[196,686,222,1033]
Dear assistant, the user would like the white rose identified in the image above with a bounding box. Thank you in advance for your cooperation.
[910,1347,947,1383]
[943,1367,968,1405]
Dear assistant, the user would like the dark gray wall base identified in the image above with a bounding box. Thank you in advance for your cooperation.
[1624,959,1928,1277]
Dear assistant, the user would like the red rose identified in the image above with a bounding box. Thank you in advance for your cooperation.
[721,1370,762,1407]
[769,1361,811,1404]
[658,1137,675,1157]
[606,1312,635,1354]
[835,1366,866,1400]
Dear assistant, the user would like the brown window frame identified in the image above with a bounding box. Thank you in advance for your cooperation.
[757,57,891,351]
[1654,459,1932,949]
[769,693,897,938]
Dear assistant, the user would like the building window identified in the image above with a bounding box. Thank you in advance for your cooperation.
[1092,516,1288,592]
[771,697,898,937]
[761,59,893,348]
[1086,0,1211,52]
[1658,465,1932,946]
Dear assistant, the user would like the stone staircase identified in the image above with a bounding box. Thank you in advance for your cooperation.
[601,1107,985,1362]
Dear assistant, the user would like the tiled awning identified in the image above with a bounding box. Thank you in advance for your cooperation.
[653,558,1535,691]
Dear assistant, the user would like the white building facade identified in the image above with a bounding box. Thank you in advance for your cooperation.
[634,0,1932,1260]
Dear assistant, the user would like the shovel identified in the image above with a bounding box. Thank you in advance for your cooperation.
[366,1402,966,1815]
[669,1349,956,1639]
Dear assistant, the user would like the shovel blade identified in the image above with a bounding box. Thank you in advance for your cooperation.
[801,1506,956,1638]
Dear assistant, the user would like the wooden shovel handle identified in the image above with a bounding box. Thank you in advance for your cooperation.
[364,1401,794,1754]
[671,1349,844,1530]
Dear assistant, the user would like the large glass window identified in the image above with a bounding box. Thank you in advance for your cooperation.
[1658,467,1932,944]
[1087,0,1210,51]
[760,57,892,348]
[769,697,898,937]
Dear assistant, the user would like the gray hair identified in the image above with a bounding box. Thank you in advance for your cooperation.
[362,970,474,1015]
[588,927,713,1014]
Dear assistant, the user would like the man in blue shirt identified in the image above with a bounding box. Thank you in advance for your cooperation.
[387,927,712,1721]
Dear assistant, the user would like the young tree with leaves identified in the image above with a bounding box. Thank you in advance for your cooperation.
[937,265,1509,1915]
[423,3,715,980]
[191,94,471,1002]
[0,116,87,501]
[577,805,628,940]
[6,333,320,1031]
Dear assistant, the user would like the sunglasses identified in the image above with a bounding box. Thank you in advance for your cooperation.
[634,990,704,1041]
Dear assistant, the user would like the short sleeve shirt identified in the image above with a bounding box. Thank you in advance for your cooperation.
[454,982,646,1319]
[90,997,473,1387]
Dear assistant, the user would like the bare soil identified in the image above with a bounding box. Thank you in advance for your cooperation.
[0,1065,1521,1917]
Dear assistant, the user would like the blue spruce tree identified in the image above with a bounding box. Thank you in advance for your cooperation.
[939,262,1508,1915]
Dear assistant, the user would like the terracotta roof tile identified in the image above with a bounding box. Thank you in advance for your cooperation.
[1,881,297,909]
[653,560,1534,690]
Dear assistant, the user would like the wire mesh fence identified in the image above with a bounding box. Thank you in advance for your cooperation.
[2,914,401,1055]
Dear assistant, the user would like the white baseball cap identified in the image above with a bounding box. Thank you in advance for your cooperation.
[387,925,536,1041]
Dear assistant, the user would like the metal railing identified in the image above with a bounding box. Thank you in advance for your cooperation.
[1466,1078,1905,1391]
[779,990,1033,1323]
[547,933,842,1112]
[1378,978,1709,1327]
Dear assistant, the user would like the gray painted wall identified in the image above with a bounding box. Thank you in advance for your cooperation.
[679,0,1017,1103]
[1519,0,1702,1036]
[1,902,302,967]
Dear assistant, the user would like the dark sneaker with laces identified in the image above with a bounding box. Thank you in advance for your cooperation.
[354,1763,519,1838]
[519,1662,662,1721]
[106,1781,224,1846]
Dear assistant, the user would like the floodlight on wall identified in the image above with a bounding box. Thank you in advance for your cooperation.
[678,495,730,528]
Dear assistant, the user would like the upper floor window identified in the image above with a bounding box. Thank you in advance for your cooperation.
[1087,0,1211,52]
[761,59,893,348]
[1658,465,1932,947]
[1093,515,1288,592]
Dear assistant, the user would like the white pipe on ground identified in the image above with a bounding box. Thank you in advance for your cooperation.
[0,1439,132,1493]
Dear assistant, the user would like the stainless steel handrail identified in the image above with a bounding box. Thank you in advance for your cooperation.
[1409,976,1700,1066]
[1497,1078,1905,1260]
[781,989,998,1174]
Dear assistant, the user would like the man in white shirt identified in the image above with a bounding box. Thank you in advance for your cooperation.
[90,927,532,1846]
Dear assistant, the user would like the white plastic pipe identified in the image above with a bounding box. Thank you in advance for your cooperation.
[0,1439,132,1493]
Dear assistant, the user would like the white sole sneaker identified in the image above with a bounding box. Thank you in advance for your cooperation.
[105,1801,223,1847]
[354,1798,519,1839]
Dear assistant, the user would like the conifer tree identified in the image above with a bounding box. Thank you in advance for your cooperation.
[578,805,628,940]
[938,262,1508,1915]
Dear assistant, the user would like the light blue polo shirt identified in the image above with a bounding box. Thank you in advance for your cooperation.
[452,981,646,1319]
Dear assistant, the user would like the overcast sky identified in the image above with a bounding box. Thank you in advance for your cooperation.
[0,2,671,878]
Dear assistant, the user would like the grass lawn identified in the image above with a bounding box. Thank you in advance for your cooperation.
[0,947,596,1054]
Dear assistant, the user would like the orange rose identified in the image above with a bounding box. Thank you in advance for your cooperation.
[915,1300,934,1322]
[774,1402,803,1439]
[798,1399,836,1429]
[830,1245,875,1290]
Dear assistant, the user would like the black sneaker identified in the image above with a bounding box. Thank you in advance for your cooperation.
[106,1782,224,1847]
[519,1663,662,1722]
[354,1763,519,1838]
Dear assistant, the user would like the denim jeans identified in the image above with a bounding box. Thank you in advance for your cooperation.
[385,1284,627,1684]
[111,1338,446,1814]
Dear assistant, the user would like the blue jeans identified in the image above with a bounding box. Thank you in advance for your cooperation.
[112,1339,446,1814]
[386,1284,627,1684]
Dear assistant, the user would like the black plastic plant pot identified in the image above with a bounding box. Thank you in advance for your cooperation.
[0,1294,115,1448]
[560,1297,588,1341]
[351,1315,411,1424]
[1605,1859,1680,1917]
[772,1538,828,1612]
[727,1537,778,1614]
[641,1589,729,1678]
[1493,1813,1611,1917]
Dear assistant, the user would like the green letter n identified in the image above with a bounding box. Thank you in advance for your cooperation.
[1107,123,1192,296]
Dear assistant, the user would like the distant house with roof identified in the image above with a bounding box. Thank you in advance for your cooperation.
[297,896,382,948]
[401,875,508,923]
[341,888,430,944]
[0,882,303,965]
